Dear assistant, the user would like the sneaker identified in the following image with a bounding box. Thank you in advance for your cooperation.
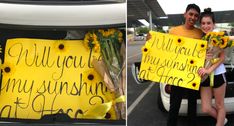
[224,118,228,125]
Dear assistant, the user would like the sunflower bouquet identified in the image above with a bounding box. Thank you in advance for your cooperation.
[83,28,125,119]
[201,31,234,84]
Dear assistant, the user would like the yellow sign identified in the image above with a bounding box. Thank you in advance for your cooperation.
[0,38,116,119]
[139,31,207,90]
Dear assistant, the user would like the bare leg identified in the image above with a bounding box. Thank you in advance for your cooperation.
[200,87,217,118]
[213,83,226,126]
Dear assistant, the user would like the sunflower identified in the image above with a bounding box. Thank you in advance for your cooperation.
[205,32,212,37]
[83,69,100,84]
[219,36,229,48]
[83,32,100,52]
[93,41,100,53]
[53,41,68,53]
[210,37,219,46]
[1,62,15,77]
[98,29,105,35]
[205,32,215,39]
[203,32,211,40]
[218,31,225,36]
[188,59,196,66]
[108,28,116,35]
[175,37,184,46]
[103,30,110,37]
[118,31,123,38]
[213,32,220,36]
[98,29,109,37]
[141,46,149,55]
[83,39,90,50]
[118,37,123,43]
[118,31,123,43]
[199,43,207,50]
[191,82,197,88]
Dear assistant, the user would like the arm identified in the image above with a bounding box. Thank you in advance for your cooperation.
[146,33,151,41]
[198,50,225,76]
[229,36,234,40]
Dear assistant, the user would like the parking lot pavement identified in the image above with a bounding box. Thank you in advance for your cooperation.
[127,65,234,126]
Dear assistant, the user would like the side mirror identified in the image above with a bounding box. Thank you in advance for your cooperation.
[131,62,149,84]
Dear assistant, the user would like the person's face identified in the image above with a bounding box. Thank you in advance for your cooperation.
[200,16,215,34]
[184,9,199,27]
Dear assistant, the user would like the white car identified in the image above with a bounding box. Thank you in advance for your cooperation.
[158,68,234,115]
[132,51,234,115]
[0,0,125,27]
[158,48,234,115]
[134,35,145,41]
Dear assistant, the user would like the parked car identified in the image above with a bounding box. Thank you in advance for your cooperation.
[0,0,126,125]
[0,0,125,27]
[134,34,146,41]
[158,65,234,115]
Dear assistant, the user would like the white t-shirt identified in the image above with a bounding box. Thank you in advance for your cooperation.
[214,63,226,75]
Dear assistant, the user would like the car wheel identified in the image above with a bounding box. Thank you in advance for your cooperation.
[131,62,148,84]
[157,88,167,112]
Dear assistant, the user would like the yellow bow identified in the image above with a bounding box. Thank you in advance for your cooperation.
[209,58,219,87]
[83,95,125,119]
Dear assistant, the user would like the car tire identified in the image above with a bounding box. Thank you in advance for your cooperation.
[131,62,148,84]
[157,88,167,113]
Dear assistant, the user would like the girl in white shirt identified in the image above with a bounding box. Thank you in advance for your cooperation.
[198,8,227,126]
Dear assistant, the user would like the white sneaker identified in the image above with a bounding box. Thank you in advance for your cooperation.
[224,118,228,125]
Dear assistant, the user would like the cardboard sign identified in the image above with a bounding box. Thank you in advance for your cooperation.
[139,31,207,90]
[0,38,116,119]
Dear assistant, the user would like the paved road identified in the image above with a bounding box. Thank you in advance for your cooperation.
[127,40,234,126]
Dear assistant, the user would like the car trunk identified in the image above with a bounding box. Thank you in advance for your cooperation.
[0,26,125,125]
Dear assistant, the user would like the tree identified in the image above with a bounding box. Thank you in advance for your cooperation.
[156,26,166,33]
[228,23,234,27]
[136,27,149,35]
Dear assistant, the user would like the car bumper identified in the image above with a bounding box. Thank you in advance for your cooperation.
[161,90,234,116]
[0,2,126,27]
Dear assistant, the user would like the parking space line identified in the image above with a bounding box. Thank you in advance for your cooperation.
[127,82,155,116]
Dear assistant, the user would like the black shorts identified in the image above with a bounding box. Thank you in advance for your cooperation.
[200,74,226,88]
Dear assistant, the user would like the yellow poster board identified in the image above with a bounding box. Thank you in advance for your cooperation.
[139,31,207,90]
[0,38,116,119]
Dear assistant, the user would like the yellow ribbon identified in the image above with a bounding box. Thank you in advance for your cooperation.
[83,95,125,119]
[209,58,219,87]
[211,58,219,64]
[209,72,214,87]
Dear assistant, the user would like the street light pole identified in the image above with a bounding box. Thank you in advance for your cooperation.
[147,11,153,30]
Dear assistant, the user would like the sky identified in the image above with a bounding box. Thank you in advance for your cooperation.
[157,0,234,14]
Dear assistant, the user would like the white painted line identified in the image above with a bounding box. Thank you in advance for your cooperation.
[127,52,141,59]
[127,82,155,116]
